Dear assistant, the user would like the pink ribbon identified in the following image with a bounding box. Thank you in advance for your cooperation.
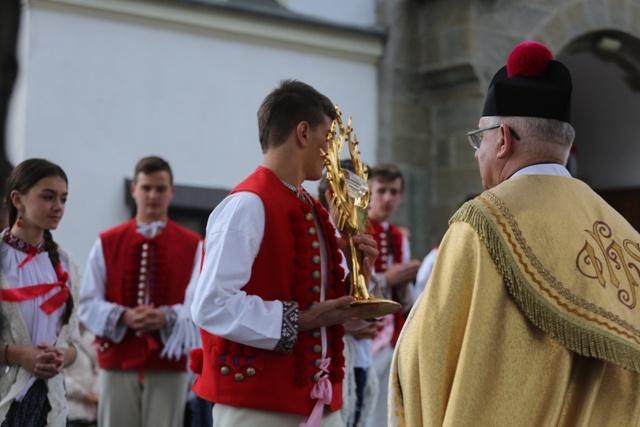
[300,357,332,427]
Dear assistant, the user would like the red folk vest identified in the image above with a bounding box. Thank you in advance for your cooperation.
[192,167,347,416]
[368,219,406,347]
[97,219,201,371]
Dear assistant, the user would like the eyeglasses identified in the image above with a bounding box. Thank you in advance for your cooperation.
[466,124,521,150]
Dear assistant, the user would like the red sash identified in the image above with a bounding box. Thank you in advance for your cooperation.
[0,259,70,315]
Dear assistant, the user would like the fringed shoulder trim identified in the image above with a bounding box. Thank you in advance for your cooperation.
[451,193,640,372]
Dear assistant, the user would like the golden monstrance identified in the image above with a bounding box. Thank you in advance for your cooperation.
[321,106,402,319]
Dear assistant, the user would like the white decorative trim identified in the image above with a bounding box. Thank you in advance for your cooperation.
[30,0,384,63]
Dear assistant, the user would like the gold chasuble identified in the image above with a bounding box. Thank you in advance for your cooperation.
[390,175,640,426]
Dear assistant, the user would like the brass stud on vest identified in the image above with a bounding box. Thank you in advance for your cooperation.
[313,344,321,353]
[313,373,321,382]
[311,271,320,280]
[311,285,320,294]
[305,213,313,221]
[220,366,230,376]
[246,367,256,376]
[312,255,320,264]
[312,330,321,338]
[308,227,317,236]
[315,359,323,368]
[234,373,244,382]
[311,241,320,249]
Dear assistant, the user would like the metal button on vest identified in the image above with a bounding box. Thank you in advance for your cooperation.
[138,283,145,289]
[315,359,323,367]
[139,275,146,281]
[312,255,320,264]
[141,259,148,266]
[246,367,256,376]
[305,213,313,221]
[380,247,388,254]
[308,227,317,236]
[312,330,321,338]
[137,298,143,305]
[313,344,321,353]
[220,366,230,376]
[311,241,320,249]
[311,271,320,280]
[311,285,320,294]
[138,290,144,297]
[313,373,321,382]
[234,373,244,382]
[141,251,148,258]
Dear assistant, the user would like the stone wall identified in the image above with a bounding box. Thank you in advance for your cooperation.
[376,0,640,258]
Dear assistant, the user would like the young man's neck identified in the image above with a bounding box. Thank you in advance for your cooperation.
[263,151,305,187]
[368,213,390,224]
[136,215,167,224]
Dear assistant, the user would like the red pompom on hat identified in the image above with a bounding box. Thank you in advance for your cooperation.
[482,41,572,123]
[506,41,554,78]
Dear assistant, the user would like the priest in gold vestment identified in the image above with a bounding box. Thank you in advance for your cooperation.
[389,41,640,426]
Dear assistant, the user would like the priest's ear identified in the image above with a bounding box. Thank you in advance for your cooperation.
[497,124,514,159]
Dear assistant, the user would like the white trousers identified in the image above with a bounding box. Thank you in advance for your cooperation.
[213,403,345,427]
[98,369,189,427]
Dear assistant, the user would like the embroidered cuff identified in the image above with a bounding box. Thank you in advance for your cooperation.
[159,305,177,343]
[274,301,299,353]
[104,305,127,342]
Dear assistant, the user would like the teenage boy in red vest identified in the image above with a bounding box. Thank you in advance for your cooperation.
[79,156,203,427]
[190,79,379,427]
[365,163,420,427]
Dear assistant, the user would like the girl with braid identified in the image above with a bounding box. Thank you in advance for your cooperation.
[0,158,80,426]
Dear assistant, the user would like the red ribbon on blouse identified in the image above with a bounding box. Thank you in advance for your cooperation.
[0,262,70,315]
[17,245,39,269]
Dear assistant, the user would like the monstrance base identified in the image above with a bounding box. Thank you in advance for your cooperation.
[348,298,402,320]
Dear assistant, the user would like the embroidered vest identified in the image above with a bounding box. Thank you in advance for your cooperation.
[368,219,405,272]
[369,219,407,347]
[97,219,201,371]
[193,167,347,415]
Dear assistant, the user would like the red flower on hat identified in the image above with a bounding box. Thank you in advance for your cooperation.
[507,41,553,77]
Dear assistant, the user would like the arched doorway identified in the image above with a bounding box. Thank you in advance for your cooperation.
[559,31,640,229]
